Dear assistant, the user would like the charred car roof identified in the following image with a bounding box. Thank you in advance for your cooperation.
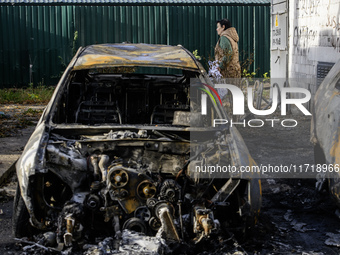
[73,43,200,71]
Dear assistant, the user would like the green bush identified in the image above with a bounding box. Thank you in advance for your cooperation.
[0,86,54,104]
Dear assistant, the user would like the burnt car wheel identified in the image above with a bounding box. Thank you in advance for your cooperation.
[12,184,34,238]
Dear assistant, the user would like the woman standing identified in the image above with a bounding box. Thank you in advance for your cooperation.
[215,19,241,79]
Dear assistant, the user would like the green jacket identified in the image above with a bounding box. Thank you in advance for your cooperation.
[215,27,241,78]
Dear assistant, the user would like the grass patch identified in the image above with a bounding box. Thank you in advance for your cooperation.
[22,108,44,117]
[0,86,54,104]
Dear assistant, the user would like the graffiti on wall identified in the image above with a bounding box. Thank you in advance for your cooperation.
[293,26,318,56]
[326,15,340,52]
[326,15,340,30]
[298,0,320,17]
[293,13,340,55]
[289,0,340,90]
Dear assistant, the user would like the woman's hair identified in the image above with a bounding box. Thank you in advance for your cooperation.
[216,19,231,30]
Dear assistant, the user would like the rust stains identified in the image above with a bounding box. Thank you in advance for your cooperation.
[329,90,340,101]
[330,127,340,165]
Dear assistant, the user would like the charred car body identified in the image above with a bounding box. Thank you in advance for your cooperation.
[311,59,340,206]
[13,44,261,250]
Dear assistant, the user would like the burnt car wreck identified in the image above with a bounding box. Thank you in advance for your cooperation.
[13,44,261,253]
[311,59,340,206]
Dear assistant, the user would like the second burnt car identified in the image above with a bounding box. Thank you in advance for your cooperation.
[13,43,261,250]
[311,59,340,205]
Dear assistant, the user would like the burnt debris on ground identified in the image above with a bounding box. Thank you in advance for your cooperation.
[239,115,340,255]
[0,105,44,138]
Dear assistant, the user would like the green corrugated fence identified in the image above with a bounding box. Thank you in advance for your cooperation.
[0,4,270,88]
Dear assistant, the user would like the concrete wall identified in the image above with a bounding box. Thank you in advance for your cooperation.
[288,0,340,95]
